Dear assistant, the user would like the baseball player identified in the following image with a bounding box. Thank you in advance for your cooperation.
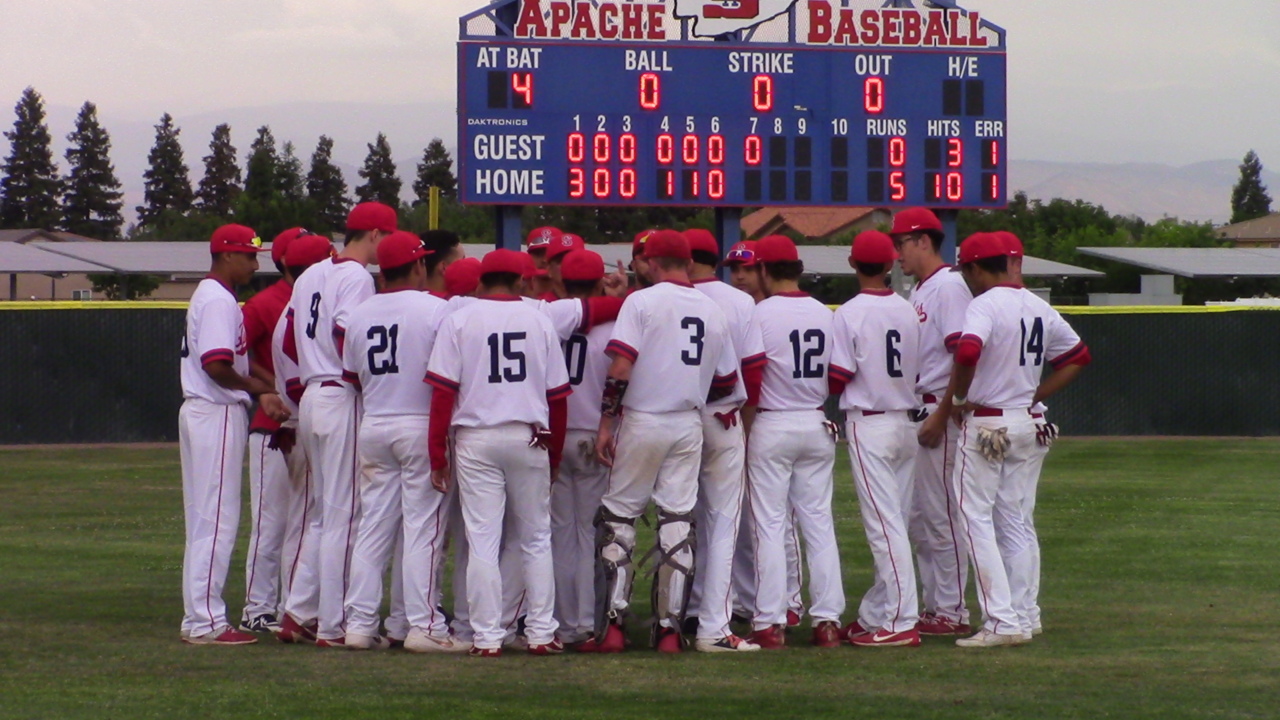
[549,249,615,647]
[947,233,1090,647]
[829,230,923,648]
[239,227,310,634]
[422,229,466,298]
[340,231,465,652]
[179,224,286,645]
[269,234,335,639]
[592,230,750,654]
[683,229,766,653]
[526,226,560,300]
[277,201,396,647]
[892,208,975,636]
[544,232,586,299]
[444,257,482,298]
[628,229,657,291]
[723,241,764,302]
[426,249,571,657]
[743,235,846,650]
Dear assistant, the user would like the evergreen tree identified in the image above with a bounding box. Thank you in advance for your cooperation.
[61,102,124,239]
[195,123,241,217]
[242,125,278,205]
[412,138,456,204]
[136,113,193,228]
[0,87,62,229]
[355,132,402,207]
[278,141,305,202]
[307,135,350,231]
[1230,150,1274,224]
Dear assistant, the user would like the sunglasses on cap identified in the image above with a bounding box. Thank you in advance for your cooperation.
[248,236,264,248]
[725,247,755,263]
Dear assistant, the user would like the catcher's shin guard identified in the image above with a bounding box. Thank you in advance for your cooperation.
[647,509,696,644]
[593,506,636,638]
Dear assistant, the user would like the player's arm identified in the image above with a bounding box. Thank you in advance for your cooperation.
[595,351,633,468]
[424,317,463,492]
[947,335,982,426]
[203,359,289,421]
[242,303,275,385]
[1034,343,1091,405]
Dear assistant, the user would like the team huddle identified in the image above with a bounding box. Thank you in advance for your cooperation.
[177,202,1091,655]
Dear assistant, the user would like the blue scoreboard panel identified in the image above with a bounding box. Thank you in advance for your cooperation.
[459,40,1006,209]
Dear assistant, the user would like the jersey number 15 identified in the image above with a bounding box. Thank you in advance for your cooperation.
[488,332,528,383]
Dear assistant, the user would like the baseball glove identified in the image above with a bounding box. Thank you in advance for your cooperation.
[977,427,1011,462]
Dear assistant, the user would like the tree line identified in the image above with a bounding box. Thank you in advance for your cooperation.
[0,87,459,243]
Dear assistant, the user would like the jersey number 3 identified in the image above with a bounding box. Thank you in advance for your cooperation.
[367,324,400,376]
[681,317,705,366]
[488,332,528,383]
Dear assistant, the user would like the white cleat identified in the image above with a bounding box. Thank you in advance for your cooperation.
[955,629,1022,648]
[694,634,761,653]
[405,629,472,654]
[346,633,392,650]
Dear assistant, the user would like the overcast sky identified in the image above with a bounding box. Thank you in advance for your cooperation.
[0,0,1277,167]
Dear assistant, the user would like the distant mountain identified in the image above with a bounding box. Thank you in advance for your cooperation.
[7,101,1276,228]
[1008,160,1280,225]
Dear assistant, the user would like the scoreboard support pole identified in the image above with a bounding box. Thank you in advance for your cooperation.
[494,205,524,251]
[714,207,742,282]
[939,210,960,265]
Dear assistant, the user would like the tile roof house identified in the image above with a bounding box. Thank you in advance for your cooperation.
[1218,213,1280,249]
[741,207,892,241]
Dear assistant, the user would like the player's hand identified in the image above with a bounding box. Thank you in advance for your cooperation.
[260,392,291,423]
[431,467,451,494]
[949,404,968,428]
[603,261,628,297]
[917,413,947,448]
[595,426,617,468]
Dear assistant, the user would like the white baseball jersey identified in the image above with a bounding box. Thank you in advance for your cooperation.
[426,296,572,428]
[181,277,250,406]
[290,257,375,385]
[750,292,834,411]
[960,286,1085,409]
[830,290,921,412]
[606,281,738,414]
[270,310,301,421]
[341,290,448,417]
[564,321,613,432]
[443,295,588,342]
[910,266,972,396]
[693,278,765,406]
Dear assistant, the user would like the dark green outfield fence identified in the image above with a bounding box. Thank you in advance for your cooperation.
[0,303,1276,444]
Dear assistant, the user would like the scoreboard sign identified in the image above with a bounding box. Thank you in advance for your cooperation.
[458,0,1007,209]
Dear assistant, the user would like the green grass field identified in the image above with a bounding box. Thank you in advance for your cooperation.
[1,439,1277,719]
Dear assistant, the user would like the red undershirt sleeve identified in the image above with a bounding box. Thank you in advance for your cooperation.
[583,296,624,331]
[428,386,457,471]
[548,396,567,471]
[743,361,765,407]
[283,310,298,364]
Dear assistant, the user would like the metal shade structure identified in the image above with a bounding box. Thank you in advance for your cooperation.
[1077,247,1280,278]
[28,241,289,276]
[0,242,113,273]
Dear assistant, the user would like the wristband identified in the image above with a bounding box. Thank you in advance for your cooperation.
[601,377,629,418]
[952,395,967,407]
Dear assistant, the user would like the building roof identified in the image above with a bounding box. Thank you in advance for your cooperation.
[741,207,882,240]
[28,241,299,276]
[1077,247,1280,278]
[0,242,113,273]
[1217,213,1280,242]
[0,229,68,244]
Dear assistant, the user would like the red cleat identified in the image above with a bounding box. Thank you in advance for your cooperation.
[528,638,565,656]
[597,623,626,654]
[916,614,972,636]
[786,609,803,628]
[850,628,921,647]
[314,636,346,649]
[842,621,873,644]
[274,614,317,644]
[183,626,258,645]
[747,625,786,650]
[469,646,502,657]
[811,621,842,648]
[655,627,683,654]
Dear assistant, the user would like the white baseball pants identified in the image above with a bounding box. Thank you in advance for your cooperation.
[346,415,445,638]
[455,424,558,651]
[690,405,746,640]
[281,428,319,624]
[293,383,362,641]
[733,499,804,620]
[242,431,292,622]
[179,398,248,638]
[955,412,1038,635]
[847,412,920,634]
[748,410,844,629]
[1018,423,1051,630]
[601,409,702,518]
[551,429,611,642]
[909,398,971,624]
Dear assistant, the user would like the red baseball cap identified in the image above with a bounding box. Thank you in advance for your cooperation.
[722,241,758,267]
[684,229,719,257]
[285,235,335,267]
[633,229,658,257]
[959,233,1007,264]
[643,229,692,261]
[444,257,482,298]
[755,235,798,263]
[560,249,606,282]
[890,207,943,237]
[346,202,398,233]
[210,224,265,254]
[994,231,1024,258]
[547,233,586,261]
[376,230,432,271]
[271,227,309,264]
[851,230,898,264]
[527,226,560,252]
[482,248,528,277]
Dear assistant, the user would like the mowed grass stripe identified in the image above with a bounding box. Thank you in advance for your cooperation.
[0,440,1277,719]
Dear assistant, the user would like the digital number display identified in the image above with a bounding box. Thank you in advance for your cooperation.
[461,44,1006,207]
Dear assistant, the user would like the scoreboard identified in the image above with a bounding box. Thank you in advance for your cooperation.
[458,1,1007,210]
